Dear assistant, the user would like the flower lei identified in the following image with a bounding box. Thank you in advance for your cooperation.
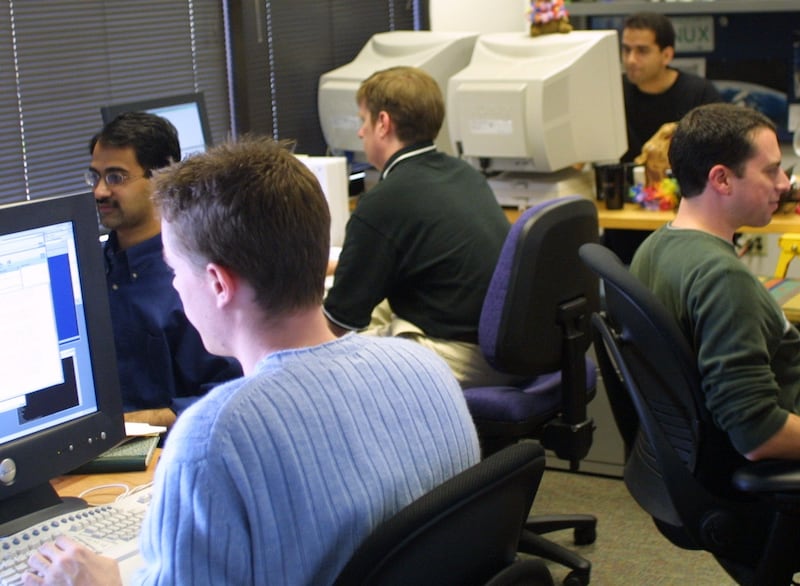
[631,177,680,211]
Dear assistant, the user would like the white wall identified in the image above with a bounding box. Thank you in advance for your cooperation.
[429,0,529,33]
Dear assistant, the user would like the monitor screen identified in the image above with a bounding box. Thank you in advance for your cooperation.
[447,30,628,173]
[318,31,479,164]
[100,92,212,160]
[0,193,125,535]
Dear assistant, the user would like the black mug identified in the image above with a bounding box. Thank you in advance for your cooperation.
[594,163,629,210]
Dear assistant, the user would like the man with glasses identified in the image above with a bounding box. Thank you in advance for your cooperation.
[87,112,241,428]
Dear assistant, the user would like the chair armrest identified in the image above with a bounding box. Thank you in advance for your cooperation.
[732,460,800,494]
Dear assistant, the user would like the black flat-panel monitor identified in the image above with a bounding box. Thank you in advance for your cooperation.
[100,92,212,160]
[0,193,125,535]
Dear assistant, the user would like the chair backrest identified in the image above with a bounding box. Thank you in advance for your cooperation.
[579,243,772,573]
[333,442,548,586]
[480,196,600,376]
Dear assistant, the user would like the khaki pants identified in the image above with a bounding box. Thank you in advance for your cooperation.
[363,301,528,389]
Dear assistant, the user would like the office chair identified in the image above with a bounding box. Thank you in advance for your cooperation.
[333,442,554,586]
[579,242,800,586]
[464,196,601,586]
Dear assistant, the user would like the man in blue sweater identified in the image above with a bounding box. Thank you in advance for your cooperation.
[25,137,480,585]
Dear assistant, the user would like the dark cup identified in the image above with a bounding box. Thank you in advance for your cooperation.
[594,163,629,210]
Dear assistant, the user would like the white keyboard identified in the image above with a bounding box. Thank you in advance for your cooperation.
[0,485,151,586]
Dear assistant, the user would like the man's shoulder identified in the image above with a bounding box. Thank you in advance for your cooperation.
[341,333,451,366]
[124,232,166,264]
[633,227,737,273]
[356,154,482,208]
[163,377,244,457]
[334,335,459,387]
[672,70,720,99]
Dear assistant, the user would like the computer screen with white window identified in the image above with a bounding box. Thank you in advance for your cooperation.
[0,193,124,535]
[101,92,212,160]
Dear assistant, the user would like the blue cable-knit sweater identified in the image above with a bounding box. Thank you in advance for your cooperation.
[134,333,480,585]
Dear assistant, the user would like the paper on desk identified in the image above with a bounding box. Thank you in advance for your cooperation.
[125,421,167,437]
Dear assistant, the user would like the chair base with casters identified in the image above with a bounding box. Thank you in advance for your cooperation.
[333,442,555,586]
[466,368,597,586]
[581,241,800,586]
[465,196,603,586]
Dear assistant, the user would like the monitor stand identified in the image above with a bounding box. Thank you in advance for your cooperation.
[0,482,86,537]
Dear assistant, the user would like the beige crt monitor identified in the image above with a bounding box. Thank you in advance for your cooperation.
[447,30,627,173]
[318,30,479,163]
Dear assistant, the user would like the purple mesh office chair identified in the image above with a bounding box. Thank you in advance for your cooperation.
[464,196,600,586]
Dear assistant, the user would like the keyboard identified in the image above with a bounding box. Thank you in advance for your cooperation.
[0,484,151,586]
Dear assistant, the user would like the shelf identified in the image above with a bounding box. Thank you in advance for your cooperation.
[567,1,800,16]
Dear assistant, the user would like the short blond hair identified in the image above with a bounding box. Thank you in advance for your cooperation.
[356,66,444,144]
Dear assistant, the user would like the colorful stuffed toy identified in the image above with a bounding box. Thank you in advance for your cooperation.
[528,0,573,37]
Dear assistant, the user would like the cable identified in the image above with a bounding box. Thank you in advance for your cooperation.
[120,481,154,502]
[78,483,131,504]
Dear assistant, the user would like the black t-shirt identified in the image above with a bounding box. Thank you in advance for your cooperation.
[621,69,721,163]
[605,70,722,264]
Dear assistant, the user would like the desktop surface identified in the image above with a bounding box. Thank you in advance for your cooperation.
[502,200,800,234]
[52,449,160,505]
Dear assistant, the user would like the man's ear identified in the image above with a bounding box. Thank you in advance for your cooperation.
[708,164,733,195]
[661,45,675,65]
[376,110,392,138]
[206,262,237,308]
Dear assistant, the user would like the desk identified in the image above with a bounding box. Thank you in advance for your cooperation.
[51,449,160,505]
[503,200,800,234]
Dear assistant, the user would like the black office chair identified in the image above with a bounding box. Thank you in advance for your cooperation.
[333,442,554,586]
[580,242,800,586]
[464,196,601,586]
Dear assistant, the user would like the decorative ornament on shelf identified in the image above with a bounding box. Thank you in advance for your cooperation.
[527,0,573,37]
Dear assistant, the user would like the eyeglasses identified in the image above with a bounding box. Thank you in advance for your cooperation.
[84,169,146,188]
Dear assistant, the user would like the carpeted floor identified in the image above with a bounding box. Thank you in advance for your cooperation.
[528,467,737,585]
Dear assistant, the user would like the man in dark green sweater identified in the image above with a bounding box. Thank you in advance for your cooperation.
[631,103,799,461]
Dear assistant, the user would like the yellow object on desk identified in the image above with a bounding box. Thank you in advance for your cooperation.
[774,233,800,278]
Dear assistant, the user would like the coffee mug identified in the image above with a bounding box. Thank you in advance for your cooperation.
[594,163,628,210]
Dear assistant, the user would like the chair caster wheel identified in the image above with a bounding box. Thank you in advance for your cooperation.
[574,525,596,545]
[563,570,589,586]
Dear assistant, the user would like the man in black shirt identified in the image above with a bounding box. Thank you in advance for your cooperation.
[605,12,721,262]
[324,66,517,388]
[621,12,721,163]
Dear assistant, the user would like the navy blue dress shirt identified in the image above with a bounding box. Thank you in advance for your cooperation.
[104,231,242,413]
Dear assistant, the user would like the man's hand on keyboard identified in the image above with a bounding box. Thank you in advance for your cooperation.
[22,536,123,586]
